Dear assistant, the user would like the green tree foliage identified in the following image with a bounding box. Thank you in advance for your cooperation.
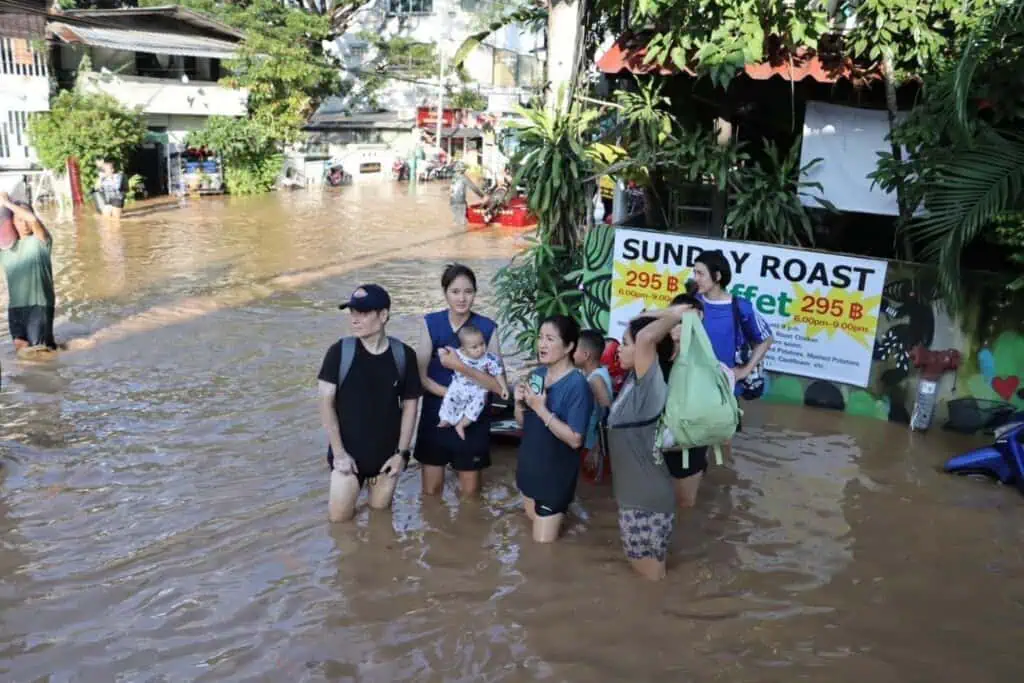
[871,0,1024,308]
[990,214,1024,291]
[448,87,487,111]
[635,0,832,88]
[352,34,437,109]
[844,0,997,78]
[631,1,998,87]
[510,101,598,247]
[26,91,146,190]
[188,117,283,195]
[491,101,596,354]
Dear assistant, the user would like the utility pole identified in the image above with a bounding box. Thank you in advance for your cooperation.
[436,45,446,156]
[436,12,454,158]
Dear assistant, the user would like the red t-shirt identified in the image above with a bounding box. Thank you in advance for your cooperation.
[600,339,628,395]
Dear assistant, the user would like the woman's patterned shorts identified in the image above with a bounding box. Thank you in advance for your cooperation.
[617,507,675,562]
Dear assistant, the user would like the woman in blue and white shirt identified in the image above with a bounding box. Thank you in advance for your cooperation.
[663,249,773,507]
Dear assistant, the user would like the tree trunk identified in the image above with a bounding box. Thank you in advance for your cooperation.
[882,49,914,260]
[545,0,581,111]
[710,117,733,237]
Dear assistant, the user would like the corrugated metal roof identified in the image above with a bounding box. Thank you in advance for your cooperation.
[50,23,240,60]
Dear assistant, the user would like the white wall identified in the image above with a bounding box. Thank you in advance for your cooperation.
[0,75,49,113]
[78,72,248,118]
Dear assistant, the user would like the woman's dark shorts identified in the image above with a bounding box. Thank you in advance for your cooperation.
[7,305,56,348]
[415,416,491,472]
[662,417,742,479]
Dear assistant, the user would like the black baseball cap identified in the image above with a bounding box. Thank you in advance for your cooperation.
[338,284,391,312]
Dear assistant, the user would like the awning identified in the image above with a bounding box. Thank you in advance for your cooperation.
[49,22,240,60]
[442,127,483,139]
[596,33,878,84]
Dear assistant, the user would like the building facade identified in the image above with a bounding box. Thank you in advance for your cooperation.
[48,6,248,195]
[332,0,543,115]
[0,1,51,187]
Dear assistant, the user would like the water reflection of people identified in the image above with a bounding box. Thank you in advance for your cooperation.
[514,315,593,543]
[317,285,422,522]
[415,264,505,498]
[0,193,57,354]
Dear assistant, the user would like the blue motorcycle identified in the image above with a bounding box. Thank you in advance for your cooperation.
[944,415,1024,494]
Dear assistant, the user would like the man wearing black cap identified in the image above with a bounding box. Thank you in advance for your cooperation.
[317,284,422,522]
[0,192,56,353]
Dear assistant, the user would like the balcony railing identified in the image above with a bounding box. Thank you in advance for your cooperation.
[0,36,48,77]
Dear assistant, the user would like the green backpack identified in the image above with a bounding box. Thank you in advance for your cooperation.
[661,312,741,467]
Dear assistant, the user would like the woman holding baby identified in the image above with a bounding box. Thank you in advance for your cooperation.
[415,263,507,498]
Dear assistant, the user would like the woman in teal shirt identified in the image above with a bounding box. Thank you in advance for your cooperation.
[0,194,56,351]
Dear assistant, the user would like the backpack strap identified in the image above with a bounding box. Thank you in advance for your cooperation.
[608,414,662,430]
[338,336,407,390]
[338,337,357,387]
[731,297,749,348]
[679,445,725,470]
[388,336,407,389]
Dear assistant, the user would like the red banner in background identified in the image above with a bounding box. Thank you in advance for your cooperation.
[416,107,477,129]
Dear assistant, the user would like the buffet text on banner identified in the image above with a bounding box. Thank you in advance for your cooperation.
[609,228,889,387]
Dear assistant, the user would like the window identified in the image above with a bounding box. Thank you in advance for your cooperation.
[329,129,384,145]
[388,0,433,15]
[517,54,540,88]
[492,48,517,88]
[0,110,33,162]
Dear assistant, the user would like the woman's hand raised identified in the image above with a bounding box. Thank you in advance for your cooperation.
[523,386,547,412]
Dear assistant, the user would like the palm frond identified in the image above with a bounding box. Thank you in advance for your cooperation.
[954,0,1024,126]
[452,5,549,70]
[902,128,1024,309]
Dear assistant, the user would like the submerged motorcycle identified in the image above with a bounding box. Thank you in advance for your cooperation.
[944,416,1024,495]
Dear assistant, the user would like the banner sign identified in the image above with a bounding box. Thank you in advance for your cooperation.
[609,228,889,387]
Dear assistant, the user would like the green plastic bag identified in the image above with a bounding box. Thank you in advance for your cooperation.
[661,312,741,467]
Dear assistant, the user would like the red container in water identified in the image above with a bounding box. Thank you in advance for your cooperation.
[466,204,488,226]
[499,197,536,228]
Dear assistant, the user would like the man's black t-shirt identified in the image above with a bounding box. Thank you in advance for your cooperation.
[318,337,422,474]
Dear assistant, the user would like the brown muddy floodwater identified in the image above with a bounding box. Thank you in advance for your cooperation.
[0,183,1022,683]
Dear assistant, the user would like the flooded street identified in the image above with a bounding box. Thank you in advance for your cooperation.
[1,184,1022,682]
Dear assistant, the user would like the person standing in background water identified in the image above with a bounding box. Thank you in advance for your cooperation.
[415,264,506,498]
[98,160,126,220]
[0,193,57,355]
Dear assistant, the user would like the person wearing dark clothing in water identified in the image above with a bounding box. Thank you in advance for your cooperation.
[0,193,56,354]
[317,284,422,522]
[415,264,506,497]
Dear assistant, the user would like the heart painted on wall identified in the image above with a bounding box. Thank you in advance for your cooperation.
[992,376,1021,401]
